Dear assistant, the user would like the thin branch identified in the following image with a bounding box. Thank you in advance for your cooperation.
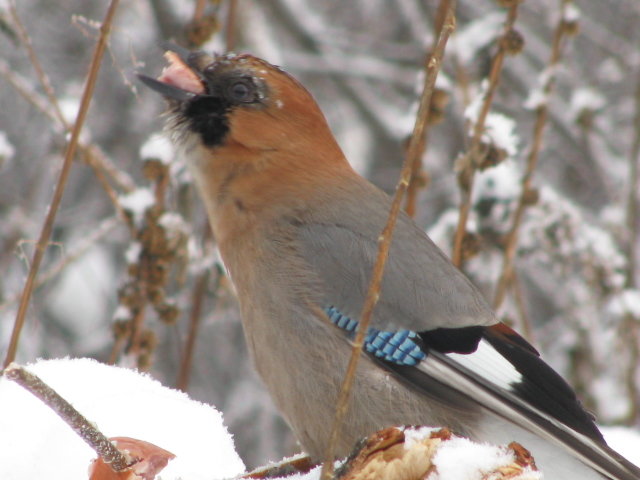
[176,265,218,392]
[3,0,122,368]
[0,58,59,126]
[404,0,452,218]
[3,363,132,471]
[7,1,68,129]
[622,71,640,423]
[511,269,535,342]
[451,4,521,267]
[177,225,215,391]
[492,0,573,309]
[193,0,208,22]
[225,0,239,52]
[625,72,640,289]
[0,39,136,196]
[319,2,457,478]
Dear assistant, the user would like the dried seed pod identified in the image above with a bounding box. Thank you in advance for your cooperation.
[502,28,525,56]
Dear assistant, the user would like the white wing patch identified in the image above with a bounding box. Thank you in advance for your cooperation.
[446,339,522,391]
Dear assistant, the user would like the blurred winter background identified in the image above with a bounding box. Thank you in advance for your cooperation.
[0,0,639,469]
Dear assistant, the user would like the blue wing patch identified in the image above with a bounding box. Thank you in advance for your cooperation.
[325,306,426,366]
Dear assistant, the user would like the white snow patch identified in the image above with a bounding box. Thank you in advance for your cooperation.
[0,131,15,169]
[523,89,548,110]
[473,161,521,202]
[606,289,640,319]
[570,87,605,120]
[112,304,132,322]
[0,358,245,480]
[140,132,174,164]
[563,3,581,22]
[602,427,640,468]
[524,67,557,110]
[452,12,504,65]
[465,88,519,157]
[159,212,188,235]
[432,436,538,480]
[59,96,80,124]
[119,188,155,227]
[125,241,142,264]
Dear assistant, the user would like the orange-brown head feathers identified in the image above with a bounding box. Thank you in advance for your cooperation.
[140,48,345,162]
[139,47,356,241]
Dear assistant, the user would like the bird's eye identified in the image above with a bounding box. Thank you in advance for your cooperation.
[226,78,257,103]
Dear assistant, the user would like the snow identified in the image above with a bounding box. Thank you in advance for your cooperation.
[606,289,640,319]
[432,437,540,480]
[452,12,504,65]
[0,358,245,480]
[159,212,189,237]
[125,241,142,264]
[0,131,15,169]
[118,188,155,227]
[1,359,638,480]
[523,89,548,110]
[563,3,581,23]
[473,160,521,202]
[602,427,640,467]
[140,133,175,164]
[465,88,519,158]
[570,87,606,120]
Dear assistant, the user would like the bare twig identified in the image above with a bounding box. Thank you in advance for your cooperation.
[176,262,220,392]
[225,0,239,52]
[0,19,136,196]
[511,269,535,342]
[622,72,640,423]
[3,0,122,368]
[7,1,68,128]
[404,0,452,217]
[193,0,208,22]
[319,3,457,478]
[451,4,521,267]
[3,363,132,471]
[625,73,640,289]
[492,0,573,309]
[0,58,59,125]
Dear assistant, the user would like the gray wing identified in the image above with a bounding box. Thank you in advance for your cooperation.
[297,183,496,333]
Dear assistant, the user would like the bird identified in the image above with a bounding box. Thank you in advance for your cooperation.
[138,46,640,480]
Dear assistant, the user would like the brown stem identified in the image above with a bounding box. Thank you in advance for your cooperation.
[493,0,571,309]
[3,0,122,368]
[225,0,239,52]
[625,73,640,289]
[4,363,132,471]
[511,269,535,342]
[7,1,68,129]
[319,2,457,478]
[177,227,216,391]
[621,73,640,423]
[451,4,520,267]
[404,0,452,217]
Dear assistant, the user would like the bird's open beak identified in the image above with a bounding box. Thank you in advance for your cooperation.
[137,44,213,102]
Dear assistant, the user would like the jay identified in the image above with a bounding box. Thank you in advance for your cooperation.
[139,46,640,479]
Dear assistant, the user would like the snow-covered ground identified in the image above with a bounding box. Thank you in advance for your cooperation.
[0,358,638,480]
